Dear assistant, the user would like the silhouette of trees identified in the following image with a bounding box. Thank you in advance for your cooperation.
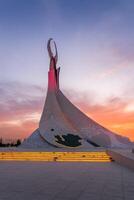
[0,138,21,147]
[16,139,21,146]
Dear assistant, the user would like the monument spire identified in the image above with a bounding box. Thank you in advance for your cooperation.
[21,38,132,149]
[47,38,60,91]
[47,38,58,70]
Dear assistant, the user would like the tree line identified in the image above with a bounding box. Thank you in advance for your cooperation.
[0,138,21,147]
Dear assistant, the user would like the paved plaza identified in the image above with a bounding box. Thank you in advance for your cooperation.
[0,161,134,200]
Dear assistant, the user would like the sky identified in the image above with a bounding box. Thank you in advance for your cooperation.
[0,0,134,142]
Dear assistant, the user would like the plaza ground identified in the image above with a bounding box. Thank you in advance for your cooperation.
[0,161,134,200]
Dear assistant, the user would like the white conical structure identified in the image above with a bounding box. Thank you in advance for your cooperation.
[21,39,132,149]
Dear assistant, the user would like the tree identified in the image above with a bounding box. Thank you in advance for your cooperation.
[16,139,21,146]
[0,138,2,146]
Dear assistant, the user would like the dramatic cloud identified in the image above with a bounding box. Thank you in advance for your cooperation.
[65,91,134,141]
[0,81,45,140]
[0,81,134,141]
[0,1,134,142]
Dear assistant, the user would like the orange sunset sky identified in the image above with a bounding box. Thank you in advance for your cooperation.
[0,0,134,142]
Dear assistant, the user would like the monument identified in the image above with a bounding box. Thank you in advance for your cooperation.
[21,39,132,149]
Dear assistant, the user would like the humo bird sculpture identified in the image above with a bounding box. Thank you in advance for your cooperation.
[21,39,132,149]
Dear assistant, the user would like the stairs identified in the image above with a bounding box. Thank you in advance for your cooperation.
[0,151,113,162]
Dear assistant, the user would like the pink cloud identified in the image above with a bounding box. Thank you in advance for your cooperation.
[0,82,134,142]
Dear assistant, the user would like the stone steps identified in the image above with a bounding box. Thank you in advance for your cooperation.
[0,151,113,162]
